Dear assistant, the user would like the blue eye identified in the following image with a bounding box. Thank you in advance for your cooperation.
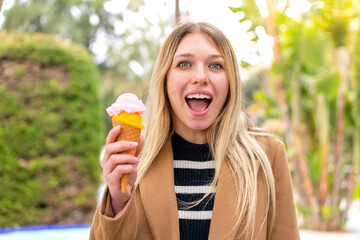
[210,63,222,70]
[178,62,190,68]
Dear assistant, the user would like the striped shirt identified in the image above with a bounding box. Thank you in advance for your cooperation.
[171,132,216,240]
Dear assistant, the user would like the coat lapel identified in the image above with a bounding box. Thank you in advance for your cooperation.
[209,159,261,239]
[139,140,180,240]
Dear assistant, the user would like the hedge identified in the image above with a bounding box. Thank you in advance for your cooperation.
[0,31,104,227]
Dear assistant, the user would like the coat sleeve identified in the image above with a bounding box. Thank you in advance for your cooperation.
[269,139,300,240]
[89,186,138,240]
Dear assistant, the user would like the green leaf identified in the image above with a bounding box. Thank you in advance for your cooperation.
[228,6,243,13]
[353,180,360,199]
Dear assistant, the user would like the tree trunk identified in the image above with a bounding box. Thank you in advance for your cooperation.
[330,47,351,229]
[317,95,329,205]
[175,0,180,24]
[0,0,3,13]
[291,72,320,227]
[340,134,359,224]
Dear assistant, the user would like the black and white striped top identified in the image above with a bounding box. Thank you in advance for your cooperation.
[171,132,216,240]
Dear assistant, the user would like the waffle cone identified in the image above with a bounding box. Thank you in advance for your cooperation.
[112,118,141,193]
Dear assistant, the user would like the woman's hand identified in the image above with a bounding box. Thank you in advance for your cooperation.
[101,125,144,215]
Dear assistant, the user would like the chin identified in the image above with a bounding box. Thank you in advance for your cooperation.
[188,123,212,132]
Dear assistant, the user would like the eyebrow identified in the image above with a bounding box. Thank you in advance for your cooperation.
[173,53,224,59]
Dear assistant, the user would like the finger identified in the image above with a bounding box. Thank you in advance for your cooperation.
[102,141,139,167]
[135,135,144,156]
[105,164,137,186]
[128,169,138,187]
[106,141,138,156]
[105,125,121,145]
[103,154,140,174]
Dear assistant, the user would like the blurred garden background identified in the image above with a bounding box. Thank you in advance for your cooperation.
[0,0,359,239]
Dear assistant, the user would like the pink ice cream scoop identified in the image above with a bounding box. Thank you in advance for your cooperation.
[106,93,145,116]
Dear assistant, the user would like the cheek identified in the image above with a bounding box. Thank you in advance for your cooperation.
[166,72,184,98]
[166,78,179,109]
[165,75,174,100]
[165,72,175,94]
[217,78,229,104]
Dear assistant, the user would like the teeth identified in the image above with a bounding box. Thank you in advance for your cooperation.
[186,94,211,99]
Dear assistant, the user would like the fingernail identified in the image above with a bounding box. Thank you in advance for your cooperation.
[114,125,120,130]
[134,157,141,162]
[129,142,138,147]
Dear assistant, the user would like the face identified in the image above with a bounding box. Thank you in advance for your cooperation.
[166,33,229,143]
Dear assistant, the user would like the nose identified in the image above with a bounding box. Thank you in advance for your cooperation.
[192,64,209,85]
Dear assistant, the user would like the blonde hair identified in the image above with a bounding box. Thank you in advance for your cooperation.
[136,20,275,239]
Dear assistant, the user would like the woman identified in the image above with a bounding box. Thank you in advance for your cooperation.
[90,20,300,240]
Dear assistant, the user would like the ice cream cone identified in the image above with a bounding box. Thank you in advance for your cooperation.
[112,112,144,193]
[106,93,145,193]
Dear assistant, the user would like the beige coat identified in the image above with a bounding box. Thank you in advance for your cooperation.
[90,134,300,240]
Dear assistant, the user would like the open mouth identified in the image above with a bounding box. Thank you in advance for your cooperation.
[185,94,212,112]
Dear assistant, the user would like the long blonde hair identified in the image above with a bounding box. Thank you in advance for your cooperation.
[136,20,276,239]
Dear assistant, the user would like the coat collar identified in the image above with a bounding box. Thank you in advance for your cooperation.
[139,140,179,240]
[139,139,261,239]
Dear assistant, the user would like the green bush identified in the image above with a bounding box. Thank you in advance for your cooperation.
[0,31,104,227]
